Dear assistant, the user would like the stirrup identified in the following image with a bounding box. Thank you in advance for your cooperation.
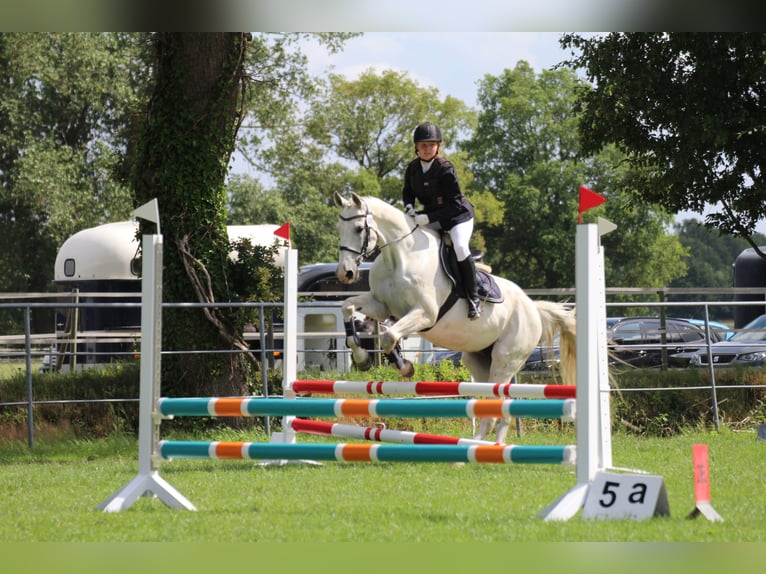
[467,299,482,320]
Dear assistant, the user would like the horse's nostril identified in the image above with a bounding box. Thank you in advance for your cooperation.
[345,270,354,280]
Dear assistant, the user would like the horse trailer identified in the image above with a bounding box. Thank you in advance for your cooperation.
[295,263,438,372]
[733,246,766,328]
[46,221,287,372]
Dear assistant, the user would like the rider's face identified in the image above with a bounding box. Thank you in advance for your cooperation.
[416,141,439,161]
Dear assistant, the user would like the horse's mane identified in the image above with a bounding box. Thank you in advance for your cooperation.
[360,196,398,214]
[359,196,410,226]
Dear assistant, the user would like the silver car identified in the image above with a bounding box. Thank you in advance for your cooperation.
[687,314,766,368]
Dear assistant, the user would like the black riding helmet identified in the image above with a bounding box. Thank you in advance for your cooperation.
[413,122,442,143]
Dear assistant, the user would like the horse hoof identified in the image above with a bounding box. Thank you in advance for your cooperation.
[355,359,372,372]
[399,360,415,378]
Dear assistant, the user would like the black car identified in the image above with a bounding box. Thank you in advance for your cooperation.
[430,337,561,372]
[683,314,766,369]
[522,336,561,371]
[297,262,372,299]
[607,316,723,368]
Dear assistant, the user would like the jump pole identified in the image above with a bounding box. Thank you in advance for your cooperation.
[159,440,575,465]
[97,199,196,512]
[158,396,576,420]
[286,417,501,445]
[537,221,609,521]
[286,419,570,457]
[290,380,576,399]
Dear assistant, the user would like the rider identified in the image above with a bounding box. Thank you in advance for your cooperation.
[402,122,481,320]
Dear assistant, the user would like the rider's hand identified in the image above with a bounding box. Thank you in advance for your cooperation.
[414,214,430,226]
[404,204,416,217]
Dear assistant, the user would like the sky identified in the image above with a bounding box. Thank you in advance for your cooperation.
[301,32,571,110]
[235,32,765,235]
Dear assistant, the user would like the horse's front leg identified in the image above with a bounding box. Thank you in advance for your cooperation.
[340,293,390,371]
[379,306,437,377]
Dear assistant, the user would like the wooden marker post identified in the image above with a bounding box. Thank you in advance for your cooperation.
[688,443,723,522]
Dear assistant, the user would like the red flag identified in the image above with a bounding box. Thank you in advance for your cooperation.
[578,185,605,223]
[274,221,290,242]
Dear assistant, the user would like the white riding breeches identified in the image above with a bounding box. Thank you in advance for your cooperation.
[424,218,474,261]
[448,219,474,262]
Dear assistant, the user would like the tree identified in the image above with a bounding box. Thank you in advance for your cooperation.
[134,33,357,397]
[131,33,257,398]
[234,33,360,176]
[670,220,766,320]
[304,68,476,202]
[0,33,145,302]
[462,62,687,289]
[560,33,766,257]
[233,67,478,264]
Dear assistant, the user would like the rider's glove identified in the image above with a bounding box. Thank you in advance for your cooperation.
[414,214,430,226]
[404,204,416,217]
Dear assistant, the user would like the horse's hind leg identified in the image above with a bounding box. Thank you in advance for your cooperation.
[492,395,513,443]
[461,352,499,441]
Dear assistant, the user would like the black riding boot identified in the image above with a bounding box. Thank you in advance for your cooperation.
[458,257,482,320]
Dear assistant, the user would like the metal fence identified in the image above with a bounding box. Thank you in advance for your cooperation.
[2,288,766,449]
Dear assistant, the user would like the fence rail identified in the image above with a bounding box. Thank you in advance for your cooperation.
[2,289,765,449]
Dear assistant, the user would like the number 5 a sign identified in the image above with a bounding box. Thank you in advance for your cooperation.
[582,472,670,520]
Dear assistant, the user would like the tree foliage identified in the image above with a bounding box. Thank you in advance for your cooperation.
[560,32,766,256]
[463,62,687,289]
[231,67,477,264]
[671,219,762,289]
[131,33,258,397]
[0,33,145,300]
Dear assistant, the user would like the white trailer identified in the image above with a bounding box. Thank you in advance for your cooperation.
[48,221,287,372]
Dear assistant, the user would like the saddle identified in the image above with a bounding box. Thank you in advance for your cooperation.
[438,241,503,304]
[419,237,504,333]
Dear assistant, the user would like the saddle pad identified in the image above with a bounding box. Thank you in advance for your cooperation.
[438,242,504,304]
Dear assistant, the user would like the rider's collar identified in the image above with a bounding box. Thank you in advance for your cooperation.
[419,158,435,173]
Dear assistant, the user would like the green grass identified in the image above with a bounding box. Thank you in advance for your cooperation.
[0,360,41,379]
[0,425,763,543]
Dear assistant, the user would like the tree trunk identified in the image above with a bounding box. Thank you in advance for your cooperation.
[132,33,253,400]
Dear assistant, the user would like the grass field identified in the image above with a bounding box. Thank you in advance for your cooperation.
[2,361,765,572]
[0,424,763,543]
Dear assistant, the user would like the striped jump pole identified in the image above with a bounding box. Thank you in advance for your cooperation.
[290,380,576,399]
[159,440,576,466]
[158,396,576,422]
[287,417,501,446]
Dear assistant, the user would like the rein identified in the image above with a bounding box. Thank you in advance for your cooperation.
[339,206,418,263]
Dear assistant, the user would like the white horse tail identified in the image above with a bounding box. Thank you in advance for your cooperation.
[534,300,577,387]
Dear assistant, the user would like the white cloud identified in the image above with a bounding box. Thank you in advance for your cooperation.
[301,32,570,108]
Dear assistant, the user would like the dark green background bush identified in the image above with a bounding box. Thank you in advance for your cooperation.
[2,360,765,441]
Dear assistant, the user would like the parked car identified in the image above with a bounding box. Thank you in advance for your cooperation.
[434,320,623,372]
[607,316,723,368]
[606,316,624,330]
[430,337,562,372]
[682,314,766,369]
[522,336,561,372]
[685,318,735,340]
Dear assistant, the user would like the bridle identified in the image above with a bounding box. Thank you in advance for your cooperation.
[338,203,419,265]
[338,209,377,265]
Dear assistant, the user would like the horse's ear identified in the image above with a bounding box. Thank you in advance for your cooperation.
[333,191,346,208]
[350,192,364,208]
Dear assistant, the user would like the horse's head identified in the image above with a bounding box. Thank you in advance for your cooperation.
[333,191,376,284]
